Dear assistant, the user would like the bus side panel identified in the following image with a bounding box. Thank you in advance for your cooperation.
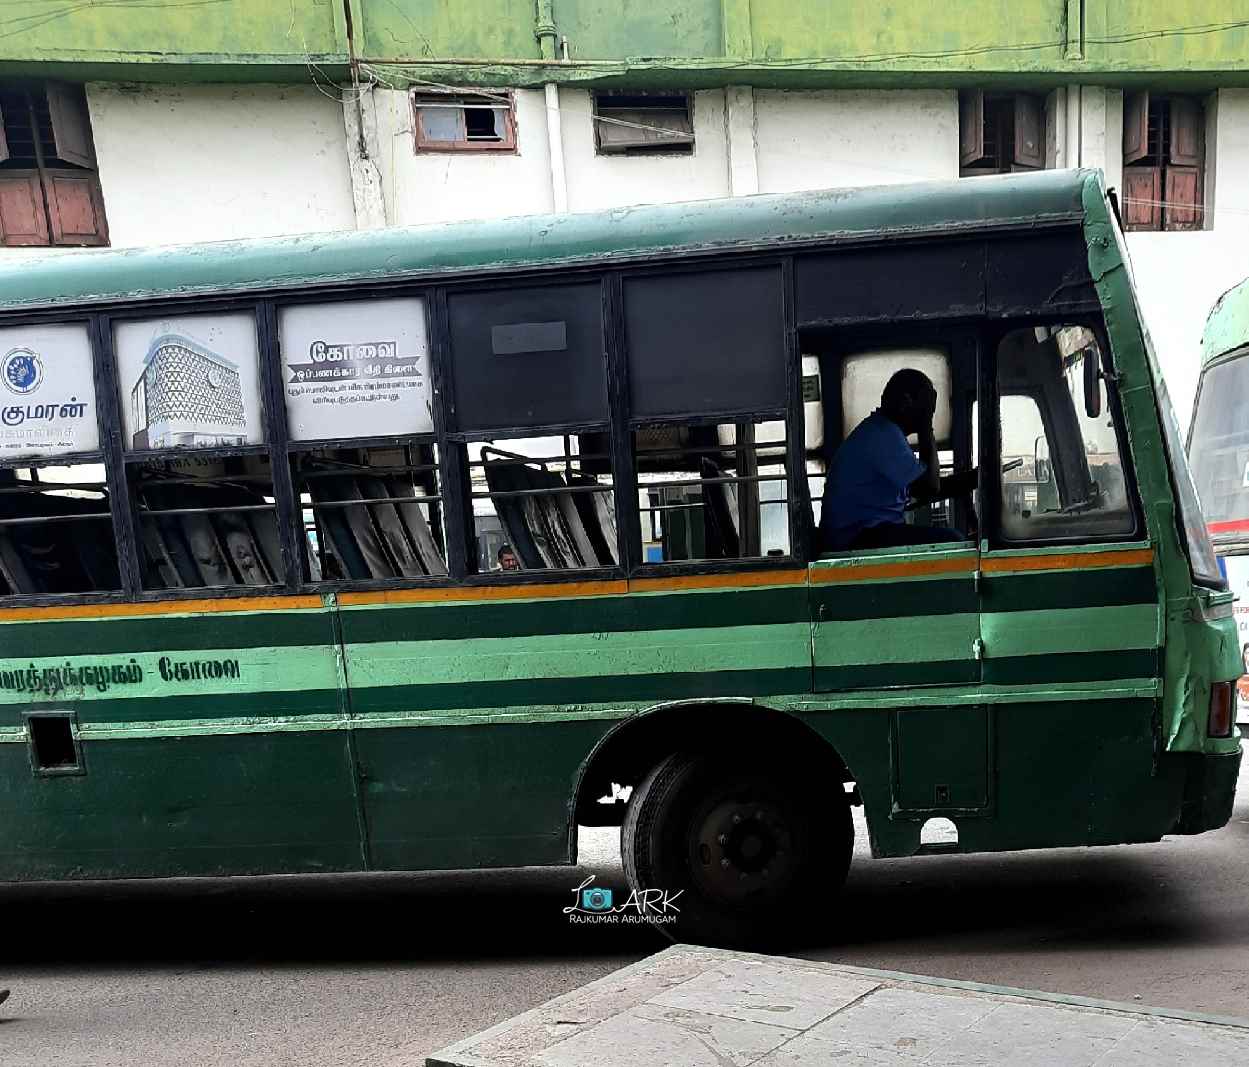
[964,696,1182,852]
[807,696,1183,859]
[0,732,363,880]
[354,721,613,870]
[0,604,362,881]
[338,582,812,871]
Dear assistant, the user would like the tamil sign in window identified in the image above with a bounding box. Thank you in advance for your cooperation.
[0,323,98,459]
[279,297,433,442]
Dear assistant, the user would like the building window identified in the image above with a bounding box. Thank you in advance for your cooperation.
[1122,92,1204,232]
[593,91,694,155]
[958,90,1044,176]
[0,81,107,247]
[411,90,516,152]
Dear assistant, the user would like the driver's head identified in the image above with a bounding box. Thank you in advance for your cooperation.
[880,369,938,436]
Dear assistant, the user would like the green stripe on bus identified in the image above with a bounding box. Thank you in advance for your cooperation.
[0,645,337,708]
[815,662,979,690]
[981,603,1159,657]
[812,578,977,621]
[981,566,1156,612]
[0,611,333,657]
[343,623,811,688]
[814,613,978,666]
[348,668,814,714]
[982,649,1159,685]
[43,690,343,725]
[338,585,808,644]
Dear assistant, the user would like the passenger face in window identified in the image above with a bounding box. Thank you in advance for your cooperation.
[497,544,519,571]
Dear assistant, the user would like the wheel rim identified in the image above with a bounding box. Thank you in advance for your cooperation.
[688,786,799,905]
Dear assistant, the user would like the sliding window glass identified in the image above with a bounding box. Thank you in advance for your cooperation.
[0,323,118,595]
[446,281,616,574]
[115,311,282,591]
[279,296,446,583]
[624,266,790,564]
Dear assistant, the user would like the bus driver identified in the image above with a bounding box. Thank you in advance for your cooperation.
[818,368,972,552]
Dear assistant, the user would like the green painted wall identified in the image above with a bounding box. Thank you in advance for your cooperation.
[3,2,1249,86]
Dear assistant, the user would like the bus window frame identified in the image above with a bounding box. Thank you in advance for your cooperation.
[0,309,132,604]
[101,297,295,599]
[804,322,980,548]
[978,314,1147,550]
[612,255,807,577]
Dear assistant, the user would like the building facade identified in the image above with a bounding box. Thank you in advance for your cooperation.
[1,1,1248,418]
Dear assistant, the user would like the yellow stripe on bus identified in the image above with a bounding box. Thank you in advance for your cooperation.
[811,556,978,584]
[0,594,325,623]
[981,548,1155,574]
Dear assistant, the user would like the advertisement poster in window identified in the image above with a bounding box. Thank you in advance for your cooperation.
[114,313,264,451]
[279,298,433,441]
[0,323,99,458]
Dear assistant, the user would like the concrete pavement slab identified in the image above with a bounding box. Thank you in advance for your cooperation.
[426,945,1249,1067]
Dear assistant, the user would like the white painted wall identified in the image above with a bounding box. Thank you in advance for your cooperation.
[753,89,958,192]
[87,83,355,247]
[375,88,554,226]
[560,88,730,212]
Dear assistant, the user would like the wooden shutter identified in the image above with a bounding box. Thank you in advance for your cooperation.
[1122,167,1161,230]
[46,82,96,168]
[45,169,108,245]
[1164,166,1202,231]
[959,89,985,168]
[1123,90,1150,164]
[1169,97,1203,167]
[1012,94,1043,169]
[0,172,49,245]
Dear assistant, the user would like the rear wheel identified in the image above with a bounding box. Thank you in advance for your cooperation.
[621,749,853,949]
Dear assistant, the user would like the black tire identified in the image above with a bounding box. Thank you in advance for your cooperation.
[621,748,853,950]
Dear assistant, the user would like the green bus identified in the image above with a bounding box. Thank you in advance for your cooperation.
[0,168,1239,947]
[1190,276,1249,726]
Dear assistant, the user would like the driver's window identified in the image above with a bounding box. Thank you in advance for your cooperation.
[996,326,1134,541]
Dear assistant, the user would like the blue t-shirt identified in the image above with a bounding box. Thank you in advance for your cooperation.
[819,411,924,550]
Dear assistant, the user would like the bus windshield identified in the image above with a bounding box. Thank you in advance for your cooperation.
[1190,347,1249,541]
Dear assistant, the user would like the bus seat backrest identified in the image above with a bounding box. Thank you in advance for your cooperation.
[484,458,615,570]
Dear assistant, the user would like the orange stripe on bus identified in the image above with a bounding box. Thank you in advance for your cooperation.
[0,594,325,623]
[338,579,629,606]
[981,548,1154,574]
[628,569,808,594]
[811,556,978,584]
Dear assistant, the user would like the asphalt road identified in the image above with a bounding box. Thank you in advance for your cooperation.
[2,748,1246,1067]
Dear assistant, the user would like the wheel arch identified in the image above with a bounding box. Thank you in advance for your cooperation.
[570,699,856,846]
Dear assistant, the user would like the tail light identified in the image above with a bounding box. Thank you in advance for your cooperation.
[1208,681,1234,738]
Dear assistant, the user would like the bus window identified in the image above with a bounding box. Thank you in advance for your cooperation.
[996,326,1134,541]
[635,419,789,563]
[469,434,616,572]
[0,464,118,595]
[132,454,282,590]
[292,443,446,582]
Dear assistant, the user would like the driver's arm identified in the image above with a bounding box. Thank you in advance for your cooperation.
[909,423,978,503]
[908,421,942,502]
